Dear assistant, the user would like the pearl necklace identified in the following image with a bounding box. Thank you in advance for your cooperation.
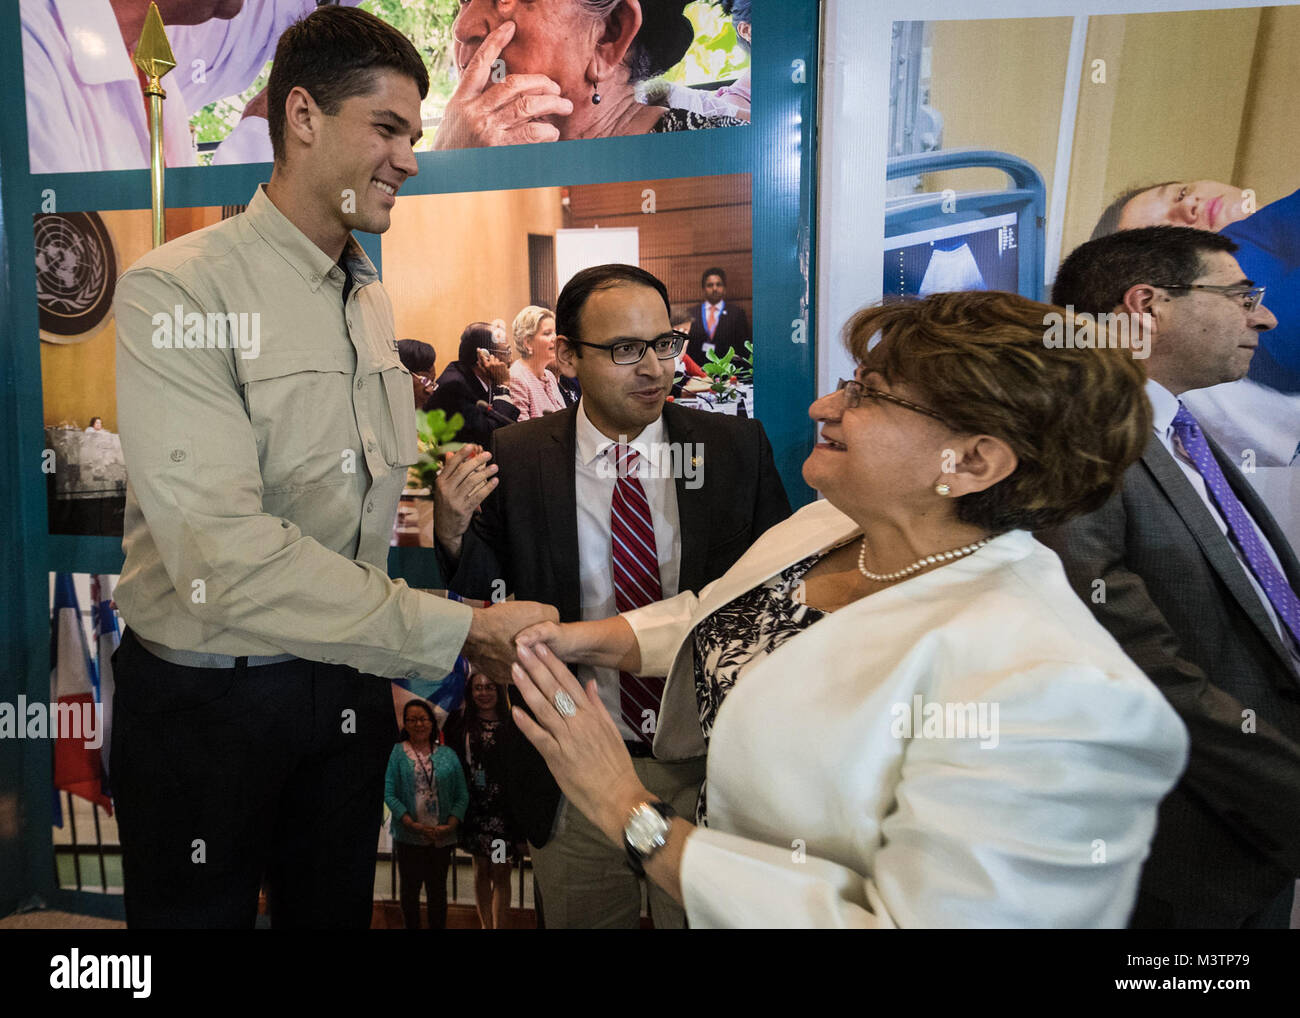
[857,535,991,583]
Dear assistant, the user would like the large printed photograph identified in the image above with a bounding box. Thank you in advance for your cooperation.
[36,172,752,537]
[21,0,752,173]
[885,7,1299,541]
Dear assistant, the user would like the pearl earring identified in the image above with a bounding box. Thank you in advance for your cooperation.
[592,90,602,105]
[935,482,951,496]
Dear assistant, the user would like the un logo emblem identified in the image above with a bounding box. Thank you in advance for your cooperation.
[36,211,117,344]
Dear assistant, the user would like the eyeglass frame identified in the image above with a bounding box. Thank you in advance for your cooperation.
[566,330,689,365]
[1149,282,1266,312]
[835,379,949,425]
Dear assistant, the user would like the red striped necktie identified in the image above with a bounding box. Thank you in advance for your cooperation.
[609,445,665,747]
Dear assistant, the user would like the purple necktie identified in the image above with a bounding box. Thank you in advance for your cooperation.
[1172,404,1300,647]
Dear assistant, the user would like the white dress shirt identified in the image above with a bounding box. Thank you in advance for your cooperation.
[21,0,329,173]
[1147,379,1300,672]
[574,399,680,739]
[1181,377,1300,467]
[621,499,1189,927]
[699,299,725,352]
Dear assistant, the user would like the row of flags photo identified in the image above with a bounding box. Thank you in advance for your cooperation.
[49,573,118,823]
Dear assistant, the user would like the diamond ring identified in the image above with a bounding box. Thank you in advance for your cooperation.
[552,690,578,718]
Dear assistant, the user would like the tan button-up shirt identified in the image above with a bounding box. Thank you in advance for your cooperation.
[113,184,471,678]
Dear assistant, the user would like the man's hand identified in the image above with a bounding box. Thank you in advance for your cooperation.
[434,445,497,559]
[465,600,560,683]
[478,348,510,387]
[433,21,574,150]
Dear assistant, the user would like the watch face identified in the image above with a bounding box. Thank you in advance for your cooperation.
[626,803,669,855]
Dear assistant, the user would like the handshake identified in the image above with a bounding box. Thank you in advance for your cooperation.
[463,600,558,684]
[462,602,639,685]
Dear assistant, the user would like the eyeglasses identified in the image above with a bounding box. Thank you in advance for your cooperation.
[404,716,432,725]
[835,379,948,424]
[1150,283,1267,312]
[568,331,688,365]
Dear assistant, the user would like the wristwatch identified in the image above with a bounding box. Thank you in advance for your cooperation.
[623,800,676,876]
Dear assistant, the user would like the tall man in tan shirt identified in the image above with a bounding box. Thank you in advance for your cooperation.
[110,7,553,928]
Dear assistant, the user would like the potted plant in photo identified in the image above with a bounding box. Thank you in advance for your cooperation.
[701,347,741,402]
[398,409,464,547]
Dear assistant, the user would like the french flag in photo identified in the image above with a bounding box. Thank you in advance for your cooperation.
[89,573,119,788]
[390,593,472,735]
[50,573,112,814]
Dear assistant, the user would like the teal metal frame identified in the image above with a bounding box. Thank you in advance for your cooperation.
[0,0,820,918]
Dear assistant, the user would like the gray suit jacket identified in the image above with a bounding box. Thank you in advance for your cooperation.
[1039,436,1300,928]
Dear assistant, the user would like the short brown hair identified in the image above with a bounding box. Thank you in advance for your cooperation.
[846,291,1151,532]
[268,7,429,164]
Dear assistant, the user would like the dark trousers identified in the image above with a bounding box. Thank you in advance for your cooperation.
[110,628,397,929]
[395,840,453,929]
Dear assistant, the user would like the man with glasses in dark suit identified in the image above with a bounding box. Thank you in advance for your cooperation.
[434,263,791,928]
[1042,225,1300,929]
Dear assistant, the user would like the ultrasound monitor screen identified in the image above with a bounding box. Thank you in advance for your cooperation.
[885,212,1020,297]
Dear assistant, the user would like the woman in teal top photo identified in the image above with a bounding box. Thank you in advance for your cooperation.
[385,700,469,930]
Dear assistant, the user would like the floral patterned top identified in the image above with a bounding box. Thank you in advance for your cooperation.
[651,108,746,132]
[690,551,830,823]
[403,742,440,827]
[460,718,524,862]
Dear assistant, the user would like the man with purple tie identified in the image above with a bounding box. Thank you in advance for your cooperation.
[1042,226,1300,929]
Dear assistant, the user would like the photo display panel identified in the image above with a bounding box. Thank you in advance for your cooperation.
[0,0,819,912]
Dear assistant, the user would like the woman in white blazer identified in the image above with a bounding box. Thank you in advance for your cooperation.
[509,291,1190,928]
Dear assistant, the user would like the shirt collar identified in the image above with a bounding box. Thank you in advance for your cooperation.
[55,0,137,86]
[575,398,667,468]
[243,184,378,294]
[1145,378,1181,442]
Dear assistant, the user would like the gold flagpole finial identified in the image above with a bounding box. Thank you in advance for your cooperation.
[132,2,177,86]
[132,3,177,248]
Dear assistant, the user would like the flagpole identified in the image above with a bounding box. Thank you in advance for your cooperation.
[132,3,177,249]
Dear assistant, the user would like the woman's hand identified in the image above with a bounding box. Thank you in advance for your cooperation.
[510,641,648,847]
[515,617,641,671]
[433,21,575,150]
[402,815,436,844]
[513,620,588,663]
[434,445,497,556]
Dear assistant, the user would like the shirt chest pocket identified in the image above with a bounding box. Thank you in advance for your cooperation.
[378,363,420,468]
[239,351,360,493]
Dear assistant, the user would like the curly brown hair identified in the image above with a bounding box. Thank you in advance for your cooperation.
[847,291,1152,533]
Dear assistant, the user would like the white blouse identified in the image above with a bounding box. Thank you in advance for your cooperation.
[622,499,1189,928]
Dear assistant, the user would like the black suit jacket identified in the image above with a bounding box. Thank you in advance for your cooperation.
[440,402,792,845]
[1039,436,1300,928]
[426,361,520,447]
[686,302,750,365]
